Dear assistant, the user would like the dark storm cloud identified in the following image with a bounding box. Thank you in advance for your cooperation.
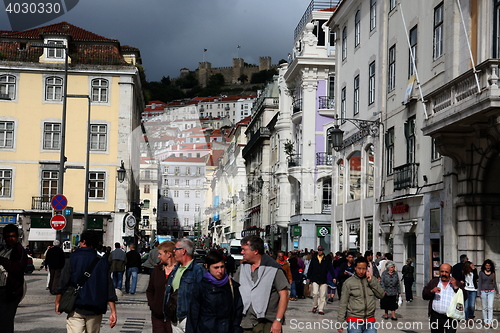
[0,0,306,81]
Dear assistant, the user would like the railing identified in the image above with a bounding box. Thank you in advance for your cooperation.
[393,163,419,190]
[322,203,331,213]
[294,0,341,40]
[32,196,52,210]
[293,98,302,114]
[242,127,271,157]
[316,152,333,166]
[318,96,335,109]
[288,154,302,167]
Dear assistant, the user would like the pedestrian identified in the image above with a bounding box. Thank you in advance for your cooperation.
[109,242,127,290]
[143,241,160,275]
[451,254,467,285]
[25,244,34,256]
[462,260,478,322]
[288,255,302,301]
[147,240,176,333]
[377,253,392,275]
[276,251,292,284]
[374,252,383,266]
[379,261,400,321]
[336,256,385,333]
[125,243,142,294]
[307,245,335,315]
[478,259,499,328]
[401,258,414,302]
[422,263,466,333]
[186,249,243,333]
[55,230,117,332]
[165,238,205,333]
[336,252,355,300]
[225,252,236,276]
[365,250,380,281]
[326,252,337,303]
[233,235,289,333]
[0,224,28,333]
[45,239,66,295]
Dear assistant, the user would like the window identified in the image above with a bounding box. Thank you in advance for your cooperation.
[42,170,58,197]
[186,167,191,175]
[195,204,200,212]
[144,184,150,194]
[405,116,416,163]
[355,11,361,47]
[431,138,441,161]
[385,127,395,175]
[184,203,189,212]
[388,45,396,92]
[174,166,180,175]
[342,27,347,60]
[185,190,189,198]
[322,179,332,212]
[163,202,168,211]
[0,169,12,197]
[90,124,107,151]
[341,87,346,119]
[43,123,60,150]
[196,180,202,187]
[91,78,108,102]
[368,61,375,105]
[0,121,14,148]
[433,3,444,59]
[45,76,63,101]
[370,0,377,31]
[390,0,396,11]
[0,75,16,100]
[143,199,150,209]
[174,179,180,186]
[338,160,344,205]
[164,178,169,186]
[89,172,105,199]
[163,189,169,197]
[353,75,359,116]
[195,190,201,198]
[329,75,335,99]
[409,25,418,77]
[46,40,64,59]
[185,179,190,186]
[349,151,361,201]
[174,203,178,211]
[174,190,179,197]
[366,145,375,197]
[184,218,189,225]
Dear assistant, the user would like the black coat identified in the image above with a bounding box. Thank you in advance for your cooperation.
[307,254,335,284]
[186,276,243,333]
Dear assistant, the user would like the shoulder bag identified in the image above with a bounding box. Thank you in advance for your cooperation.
[59,256,100,313]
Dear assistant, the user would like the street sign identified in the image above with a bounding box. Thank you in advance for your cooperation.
[62,241,71,252]
[51,194,68,211]
[50,214,67,230]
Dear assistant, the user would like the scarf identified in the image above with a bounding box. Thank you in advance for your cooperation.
[203,271,229,287]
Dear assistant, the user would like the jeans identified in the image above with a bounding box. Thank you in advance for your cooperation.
[346,321,377,333]
[290,281,297,298]
[112,271,124,290]
[125,267,139,293]
[464,290,476,319]
[481,290,495,325]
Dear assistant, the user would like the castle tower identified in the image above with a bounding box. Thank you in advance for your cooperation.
[198,61,212,87]
[259,56,271,71]
[232,58,244,84]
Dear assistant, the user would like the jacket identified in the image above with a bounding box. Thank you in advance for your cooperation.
[337,274,385,323]
[401,264,414,280]
[276,259,292,283]
[164,259,205,321]
[147,263,171,319]
[186,276,243,333]
[422,277,467,317]
[380,270,400,296]
[307,254,335,284]
[126,249,142,269]
[108,248,127,272]
[0,242,27,300]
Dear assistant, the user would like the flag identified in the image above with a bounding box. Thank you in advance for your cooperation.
[204,49,208,52]
[237,45,241,49]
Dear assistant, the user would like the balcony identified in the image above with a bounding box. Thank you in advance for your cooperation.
[293,98,303,114]
[288,154,302,167]
[393,163,419,190]
[242,127,271,157]
[316,152,333,166]
[318,96,336,118]
[32,196,52,210]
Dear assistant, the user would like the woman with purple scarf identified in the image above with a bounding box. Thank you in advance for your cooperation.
[186,249,243,333]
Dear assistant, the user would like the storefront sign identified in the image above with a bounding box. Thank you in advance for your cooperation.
[391,203,409,214]
[292,226,302,237]
[317,226,331,237]
[0,214,16,224]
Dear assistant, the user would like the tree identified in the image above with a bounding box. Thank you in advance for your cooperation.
[250,69,278,84]
[238,74,248,84]
[208,73,225,87]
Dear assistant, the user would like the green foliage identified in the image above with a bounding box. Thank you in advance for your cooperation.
[175,71,198,89]
[238,74,248,84]
[208,73,225,87]
[284,139,295,156]
[250,69,278,84]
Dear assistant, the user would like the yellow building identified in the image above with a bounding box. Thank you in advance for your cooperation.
[0,22,144,253]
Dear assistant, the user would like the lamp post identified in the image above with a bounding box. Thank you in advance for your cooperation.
[330,114,380,151]
[31,42,68,195]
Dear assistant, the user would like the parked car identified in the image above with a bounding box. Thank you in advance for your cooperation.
[194,249,207,265]
[24,256,35,274]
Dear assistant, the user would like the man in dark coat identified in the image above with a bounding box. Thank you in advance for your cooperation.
[306,245,335,315]
[45,240,66,295]
[125,243,142,294]
[336,252,355,300]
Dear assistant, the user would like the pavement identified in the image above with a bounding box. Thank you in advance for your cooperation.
[15,270,500,333]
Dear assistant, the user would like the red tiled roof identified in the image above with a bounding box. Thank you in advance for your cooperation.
[1,21,116,41]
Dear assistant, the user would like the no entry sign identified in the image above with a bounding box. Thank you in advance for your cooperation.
[50,214,67,230]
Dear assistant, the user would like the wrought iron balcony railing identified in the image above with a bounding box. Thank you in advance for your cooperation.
[393,163,419,190]
[316,152,333,166]
[318,96,335,109]
[32,196,52,210]
[293,98,302,114]
[288,154,302,167]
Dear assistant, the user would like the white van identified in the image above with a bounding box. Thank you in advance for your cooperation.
[229,239,243,262]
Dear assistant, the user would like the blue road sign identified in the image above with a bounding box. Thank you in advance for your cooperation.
[51,194,68,211]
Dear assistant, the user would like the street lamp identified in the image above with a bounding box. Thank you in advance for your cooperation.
[330,114,381,151]
[31,42,68,195]
[117,161,126,183]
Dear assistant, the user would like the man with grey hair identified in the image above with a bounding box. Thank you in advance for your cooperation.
[165,238,204,332]
[45,239,66,295]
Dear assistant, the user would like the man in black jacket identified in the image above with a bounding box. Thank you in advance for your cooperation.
[336,252,355,300]
[125,243,142,294]
[306,246,335,315]
[45,240,66,295]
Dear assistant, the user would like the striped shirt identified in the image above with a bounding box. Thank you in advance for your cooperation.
[432,280,455,314]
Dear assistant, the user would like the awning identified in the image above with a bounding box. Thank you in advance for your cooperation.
[28,228,56,241]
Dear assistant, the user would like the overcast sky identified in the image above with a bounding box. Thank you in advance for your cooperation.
[0,0,309,82]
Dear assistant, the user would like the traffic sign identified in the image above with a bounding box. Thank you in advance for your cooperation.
[51,194,68,211]
[50,214,67,230]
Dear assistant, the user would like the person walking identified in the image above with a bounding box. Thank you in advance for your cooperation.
[165,238,205,333]
[276,251,292,285]
[109,242,127,291]
[147,240,176,333]
[0,224,28,333]
[336,252,355,300]
[379,261,400,321]
[307,245,335,315]
[45,240,66,295]
[234,235,289,333]
[422,263,466,333]
[55,230,117,332]
[143,241,160,275]
[452,254,468,286]
[462,260,478,322]
[125,243,142,294]
[401,258,414,302]
[186,249,243,333]
[478,259,499,328]
[336,256,385,333]
[288,254,303,301]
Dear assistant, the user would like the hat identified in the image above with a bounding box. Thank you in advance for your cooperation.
[317,246,325,251]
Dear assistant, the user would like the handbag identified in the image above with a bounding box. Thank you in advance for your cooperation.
[446,289,465,320]
[58,256,100,314]
[165,289,178,323]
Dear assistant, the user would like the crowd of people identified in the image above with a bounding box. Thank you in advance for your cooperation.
[0,223,499,333]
